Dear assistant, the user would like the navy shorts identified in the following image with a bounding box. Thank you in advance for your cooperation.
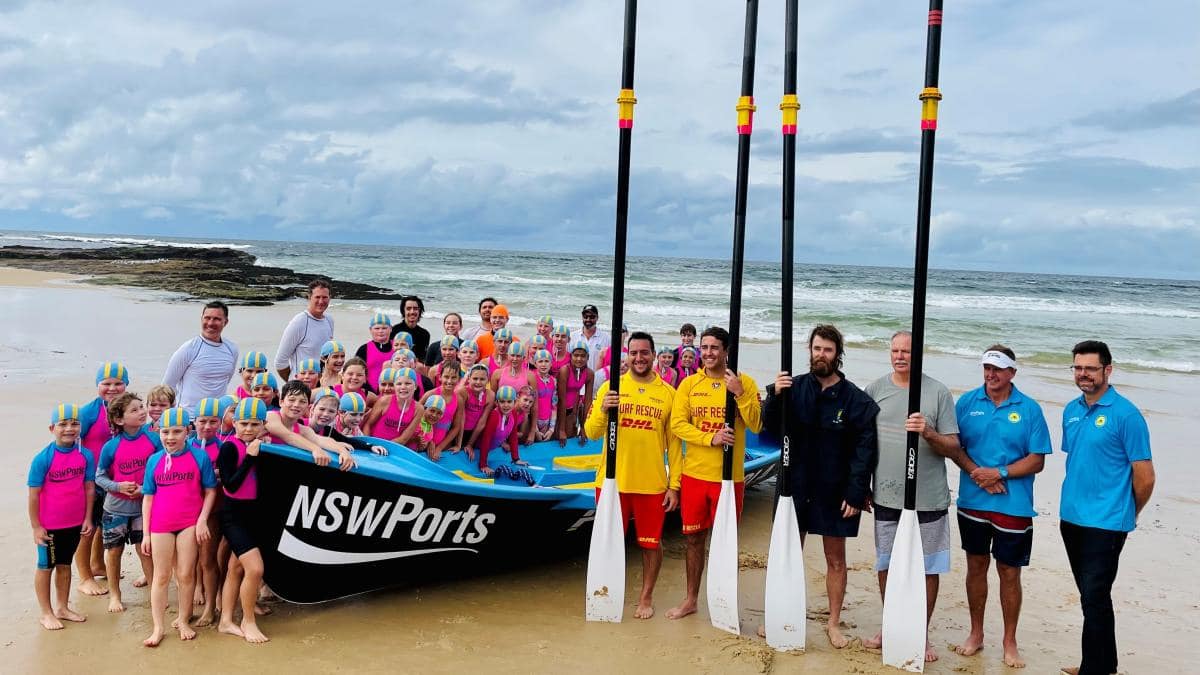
[957,508,1034,568]
[37,526,82,570]
[220,497,260,557]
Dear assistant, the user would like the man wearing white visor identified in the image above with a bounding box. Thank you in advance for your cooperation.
[951,345,1052,669]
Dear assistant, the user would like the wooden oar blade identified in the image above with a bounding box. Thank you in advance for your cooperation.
[706,479,740,634]
[881,508,927,672]
[585,477,625,622]
[764,495,806,651]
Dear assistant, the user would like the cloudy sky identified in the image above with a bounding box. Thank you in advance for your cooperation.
[0,0,1196,278]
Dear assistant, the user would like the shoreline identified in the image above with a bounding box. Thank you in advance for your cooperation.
[2,265,1195,673]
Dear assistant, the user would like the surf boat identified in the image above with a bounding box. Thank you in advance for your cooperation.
[256,435,780,603]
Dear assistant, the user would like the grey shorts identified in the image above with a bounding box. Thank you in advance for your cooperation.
[873,505,951,575]
[101,511,144,549]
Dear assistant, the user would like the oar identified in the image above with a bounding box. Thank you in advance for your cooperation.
[584,0,638,624]
[764,0,805,652]
[882,1,944,671]
[707,0,759,637]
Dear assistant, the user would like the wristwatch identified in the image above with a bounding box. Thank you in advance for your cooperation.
[997,465,1009,480]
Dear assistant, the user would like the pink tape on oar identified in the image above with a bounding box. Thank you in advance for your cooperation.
[782,124,797,135]
[929,10,943,25]
[921,119,937,130]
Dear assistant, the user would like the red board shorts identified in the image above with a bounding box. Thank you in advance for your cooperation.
[680,474,744,535]
[595,488,667,549]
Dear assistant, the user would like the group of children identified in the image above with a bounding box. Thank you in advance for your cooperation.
[27,311,706,642]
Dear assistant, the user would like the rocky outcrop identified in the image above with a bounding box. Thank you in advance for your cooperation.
[0,245,399,304]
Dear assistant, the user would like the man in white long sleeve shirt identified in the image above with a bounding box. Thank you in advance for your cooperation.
[162,301,239,413]
[275,279,334,380]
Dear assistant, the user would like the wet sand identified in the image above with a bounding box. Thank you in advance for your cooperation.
[2,267,1196,673]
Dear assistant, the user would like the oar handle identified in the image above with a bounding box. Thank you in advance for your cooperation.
[904,0,944,511]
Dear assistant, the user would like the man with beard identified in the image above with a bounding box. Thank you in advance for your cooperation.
[762,324,879,648]
[665,326,761,621]
[862,330,964,663]
[390,295,431,363]
[1058,340,1153,675]
[571,304,610,370]
[583,331,682,619]
[460,297,497,343]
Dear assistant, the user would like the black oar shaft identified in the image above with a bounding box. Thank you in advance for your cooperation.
[605,0,638,480]
[724,0,760,481]
[903,0,944,510]
[778,0,799,497]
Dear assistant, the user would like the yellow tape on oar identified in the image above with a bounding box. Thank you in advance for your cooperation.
[453,470,494,484]
[553,454,601,471]
[920,87,942,130]
[779,94,800,135]
[617,88,636,129]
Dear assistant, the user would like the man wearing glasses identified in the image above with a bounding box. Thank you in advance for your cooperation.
[1058,340,1155,675]
[571,304,611,370]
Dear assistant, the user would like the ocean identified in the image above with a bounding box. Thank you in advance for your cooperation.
[5,230,1198,374]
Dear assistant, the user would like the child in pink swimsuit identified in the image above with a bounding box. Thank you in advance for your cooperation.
[364,368,423,444]
[250,372,280,410]
[423,366,464,456]
[235,351,269,399]
[461,364,496,461]
[140,407,217,646]
[191,396,230,626]
[477,386,529,476]
[655,346,681,387]
[29,404,96,631]
[356,312,394,394]
[337,392,369,435]
[318,340,347,389]
[550,324,572,372]
[556,341,595,447]
[337,357,376,408]
[533,349,558,441]
[76,361,129,597]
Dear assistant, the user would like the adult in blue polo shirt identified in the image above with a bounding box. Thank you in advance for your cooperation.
[1059,340,1154,675]
[951,345,1051,669]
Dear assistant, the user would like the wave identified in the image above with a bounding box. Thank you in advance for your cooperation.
[39,234,253,251]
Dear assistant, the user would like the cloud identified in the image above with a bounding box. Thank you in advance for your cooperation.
[1073,89,1200,132]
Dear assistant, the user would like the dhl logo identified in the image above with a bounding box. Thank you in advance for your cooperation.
[620,418,655,430]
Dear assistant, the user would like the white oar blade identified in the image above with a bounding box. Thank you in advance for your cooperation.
[585,478,625,622]
[706,479,740,635]
[881,509,927,672]
[764,496,806,651]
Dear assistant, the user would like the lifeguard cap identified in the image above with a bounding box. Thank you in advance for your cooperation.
[496,386,518,402]
[159,407,191,430]
[370,312,392,328]
[320,340,346,357]
[235,398,267,422]
[50,403,80,424]
[240,351,268,370]
[195,398,223,418]
[96,361,129,385]
[424,395,446,412]
[251,372,279,390]
[297,358,322,374]
[339,392,367,413]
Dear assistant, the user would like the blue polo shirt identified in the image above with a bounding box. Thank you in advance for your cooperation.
[1060,386,1151,532]
[955,385,1052,517]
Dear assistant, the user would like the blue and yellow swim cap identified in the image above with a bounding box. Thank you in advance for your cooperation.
[217,395,238,416]
[551,323,570,337]
[459,339,478,352]
[160,407,191,430]
[534,349,552,362]
[570,340,589,354]
[235,398,267,422]
[251,372,279,390]
[96,361,129,385]
[240,351,268,370]
[312,386,339,403]
[339,392,367,413]
[496,386,518,402]
[393,367,417,383]
[424,394,446,412]
[530,335,548,349]
[370,312,392,328]
[538,314,554,326]
[495,328,513,341]
[50,403,80,425]
[320,340,346,357]
[195,398,223,418]
[379,368,397,386]
[297,358,322,374]
[440,335,461,349]
[508,341,525,357]
[392,332,413,348]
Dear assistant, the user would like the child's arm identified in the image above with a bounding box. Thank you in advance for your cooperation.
[465,394,494,449]
[507,418,525,465]
[436,395,466,453]
[139,495,154,556]
[265,413,332,466]
[82,481,95,537]
[28,487,47,544]
[488,370,501,392]
[329,427,375,452]
[218,440,257,493]
[477,411,498,472]
[298,424,356,471]
[361,395,389,437]
[195,453,218,542]
[555,368,570,445]
[580,370,596,433]
[396,404,427,446]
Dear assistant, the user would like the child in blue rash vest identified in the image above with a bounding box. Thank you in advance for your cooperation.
[217,398,271,644]
[191,397,229,627]
[145,385,176,433]
[265,380,357,471]
[308,387,388,455]
[96,393,161,614]
[141,407,217,647]
[77,361,129,597]
[216,395,238,443]
[29,404,96,631]
[294,358,322,391]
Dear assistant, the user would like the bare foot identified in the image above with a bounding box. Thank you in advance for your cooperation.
[1059,668,1079,675]
[218,621,245,638]
[1002,641,1025,668]
[825,623,849,649]
[132,576,148,588]
[863,631,883,650]
[55,607,86,623]
[954,632,985,656]
[195,611,216,627]
[39,614,64,631]
[925,641,939,663]
[107,598,126,613]
[241,620,270,644]
[194,589,205,605]
[178,622,196,641]
[77,578,108,596]
[254,603,273,616]
[633,602,655,619]
[143,628,164,647]
[665,600,697,620]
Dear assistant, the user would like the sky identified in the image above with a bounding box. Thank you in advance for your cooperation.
[0,0,1196,279]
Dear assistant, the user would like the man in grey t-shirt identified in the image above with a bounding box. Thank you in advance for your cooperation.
[862,330,968,664]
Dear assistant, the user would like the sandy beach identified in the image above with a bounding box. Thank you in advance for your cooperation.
[2,266,1196,673]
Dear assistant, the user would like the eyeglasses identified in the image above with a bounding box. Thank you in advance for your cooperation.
[1069,365,1104,374]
